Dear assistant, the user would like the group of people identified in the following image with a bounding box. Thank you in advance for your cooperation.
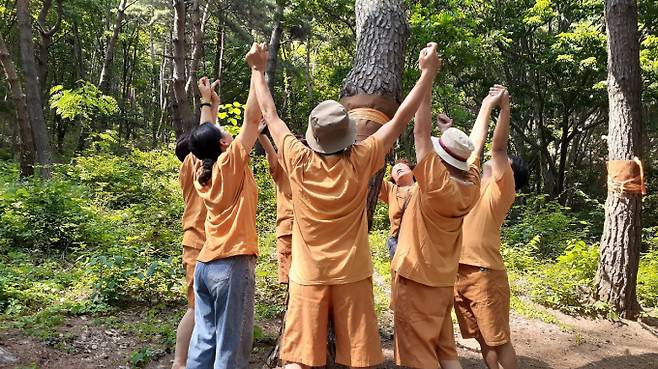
[171,41,529,369]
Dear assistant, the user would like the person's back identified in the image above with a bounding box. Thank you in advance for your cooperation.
[279,131,384,284]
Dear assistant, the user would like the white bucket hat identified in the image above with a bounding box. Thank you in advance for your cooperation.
[431,127,474,171]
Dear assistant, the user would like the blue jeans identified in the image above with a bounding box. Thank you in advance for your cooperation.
[186,255,256,369]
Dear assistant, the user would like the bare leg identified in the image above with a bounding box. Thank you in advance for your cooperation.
[171,308,195,369]
[495,342,518,369]
[478,342,500,369]
[439,359,463,369]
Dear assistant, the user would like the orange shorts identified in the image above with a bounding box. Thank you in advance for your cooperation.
[277,235,292,284]
[454,264,511,346]
[182,246,200,308]
[391,273,458,369]
[280,277,384,367]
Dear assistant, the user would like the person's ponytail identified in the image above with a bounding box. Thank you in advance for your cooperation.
[198,158,215,186]
[189,122,225,186]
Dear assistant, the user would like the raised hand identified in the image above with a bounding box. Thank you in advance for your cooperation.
[436,113,453,133]
[210,79,221,111]
[245,42,269,71]
[197,77,213,102]
[483,84,509,109]
[419,42,442,74]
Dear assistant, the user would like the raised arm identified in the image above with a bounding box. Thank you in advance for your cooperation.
[372,42,441,152]
[414,89,434,163]
[198,77,220,125]
[234,75,262,152]
[257,120,279,170]
[246,43,291,148]
[490,86,511,180]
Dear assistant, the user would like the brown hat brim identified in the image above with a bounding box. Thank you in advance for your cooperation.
[305,117,357,154]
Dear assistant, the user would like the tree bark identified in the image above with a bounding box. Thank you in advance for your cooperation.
[17,0,52,177]
[595,0,643,319]
[172,0,195,136]
[339,0,409,230]
[266,1,285,92]
[36,0,62,95]
[99,0,129,92]
[185,0,211,95]
[0,34,35,177]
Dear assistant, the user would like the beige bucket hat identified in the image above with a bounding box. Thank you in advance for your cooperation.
[305,100,357,154]
[431,127,474,171]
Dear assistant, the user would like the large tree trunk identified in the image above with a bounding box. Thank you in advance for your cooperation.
[99,0,129,93]
[339,0,409,230]
[595,0,643,319]
[172,0,195,136]
[36,0,62,95]
[0,35,35,177]
[17,0,52,177]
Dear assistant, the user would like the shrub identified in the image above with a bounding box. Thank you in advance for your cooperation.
[638,247,658,309]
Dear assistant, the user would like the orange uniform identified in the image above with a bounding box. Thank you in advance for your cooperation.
[179,154,206,307]
[194,140,259,262]
[455,165,516,346]
[391,151,480,368]
[270,161,293,283]
[379,181,413,237]
[277,132,385,367]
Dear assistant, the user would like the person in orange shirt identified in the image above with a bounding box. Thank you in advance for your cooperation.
[389,84,489,369]
[257,121,293,283]
[185,67,261,368]
[454,85,529,369]
[379,159,414,259]
[171,130,210,369]
[246,42,441,369]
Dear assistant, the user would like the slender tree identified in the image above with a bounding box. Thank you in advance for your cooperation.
[172,0,195,136]
[0,35,35,177]
[340,0,409,229]
[36,0,63,95]
[595,0,643,319]
[99,0,129,93]
[17,0,52,177]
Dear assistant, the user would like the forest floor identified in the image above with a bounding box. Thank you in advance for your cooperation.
[1,303,657,369]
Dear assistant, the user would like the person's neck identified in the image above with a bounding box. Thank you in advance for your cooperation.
[397,178,414,187]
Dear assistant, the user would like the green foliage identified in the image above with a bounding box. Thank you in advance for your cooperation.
[49,81,119,122]
[638,246,658,309]
[217,102,244,136]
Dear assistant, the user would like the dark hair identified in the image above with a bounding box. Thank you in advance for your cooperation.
[510,155,529,191]
[175,132,191,162]
[189,122,224,186]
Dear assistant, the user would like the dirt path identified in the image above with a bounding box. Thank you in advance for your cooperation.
[1,308,657,369]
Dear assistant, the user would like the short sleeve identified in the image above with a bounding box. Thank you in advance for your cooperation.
[214,139,249,181]
[413,151,451,195]
[279,133,310,175]
[351,135,386,177]
[179,153,194,187]
[379,180,393,203]
[491,165,515,207]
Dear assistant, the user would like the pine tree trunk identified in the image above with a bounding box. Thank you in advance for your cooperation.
[595,0,643,319]
[340,0,409,230]
[0,35,35,177]
[266,1,284,92]
[172,0,196,136]
[17,0,52,177]
[99,0,128,93]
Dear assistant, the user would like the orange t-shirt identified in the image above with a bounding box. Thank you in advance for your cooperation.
[379,181,413,237]
[278,133,386,285]
[391,151,481,287]
[194,139,259,262]
[180,154,207,249]
[460,165,516,270]
[270,161,293,238]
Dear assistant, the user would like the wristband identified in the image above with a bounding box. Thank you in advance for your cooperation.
[200,102,212,109]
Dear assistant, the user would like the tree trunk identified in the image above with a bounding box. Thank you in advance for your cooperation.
[72,21,85,80]
[266,1,285,92]
[339,0,409,230]
[36,0,62,95]
[0,34,35,177]
[172,0,195,136]
[99,0,129,92]
[185,0,211,95]
[17,0,52,177]
[595,0,643,319]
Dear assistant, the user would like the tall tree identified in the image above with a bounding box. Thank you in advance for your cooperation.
[595,0,644,319]
[172,0,195,136]
[0,35,35,177]
[340,0,409,229]
[99,0,129,93]
[265,0,285,92]
[17,0,52,177]
[36,0,63,95]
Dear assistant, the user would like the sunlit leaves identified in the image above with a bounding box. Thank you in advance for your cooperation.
[49,81,119,124]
